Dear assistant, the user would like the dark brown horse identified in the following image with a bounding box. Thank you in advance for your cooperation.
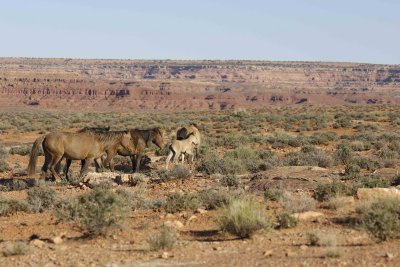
[98,127,164,173]
[28,130,135,181]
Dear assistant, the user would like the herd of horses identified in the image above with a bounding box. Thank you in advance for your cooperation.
[27,124,201,182]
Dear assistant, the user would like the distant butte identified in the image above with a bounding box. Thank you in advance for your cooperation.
[0,58,399,112]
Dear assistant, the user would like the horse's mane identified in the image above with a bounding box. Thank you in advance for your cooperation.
[88,130,128,144]
[77,126,110,133]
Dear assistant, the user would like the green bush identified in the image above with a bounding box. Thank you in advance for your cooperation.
[217,198,270,238]
[314,182,355,201]
[197,189,231,210]
[264,188,284,201]
[220,174,240,188]
[357,197,400,241]
[0,198,28,216]
[9,145,31,156]
[148,226,177,251]
[284,146,333,168]
[56,187,129,236]
[163,192,202,213]
[335,143,353,165]
[276,211,298,229]
[27,184,57,213]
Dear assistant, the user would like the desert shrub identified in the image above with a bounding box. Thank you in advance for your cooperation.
[351,156,382,171]
[197,189,231,210]
[335,143,353,165]
[56,187,129,236]
[314,182,355,201]
[2,242,30,257]
[344,164,361,179]
[307,231,337,247]
[220,174,240,188]
[169,165,191,179]
[321,197,350,210]
[27,184,57,213]
[0,143,10,172]
[9,145,31,156]
[116,186,160,211]
[163,192,202,213]
[148,226,177,251]
[264,188,284,201]
[0,198,28,216]
[279,192,316,213]
[357,197,400,241]
[217,198,270,238]
[276,211,298,229]
[284,146,333,168]
[357,175,391,189]
[309,132,337,145]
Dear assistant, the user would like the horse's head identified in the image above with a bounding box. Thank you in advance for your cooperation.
[151,128,165,149]
[121,130,136,154]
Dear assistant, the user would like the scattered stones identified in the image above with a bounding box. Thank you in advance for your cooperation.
[357,187,400,201]
[196,208,207,214]
[29,239,45,248]
[161,252,170,259]
[300,245,308,250]
[187,215,198,223]
[263,250,273,257]
[385,252,394,260]
[84,172,120,187]
[293,211,324,221]
[164,220,184,229]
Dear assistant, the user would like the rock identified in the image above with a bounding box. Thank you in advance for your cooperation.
[50,236,63,245]
[84,172,119,187]
[164,220,184,229]
[300,245,308,250]
[385,252,394,260]
[285,250,296,257]
[165,213,175,219]
[293,211,324,221]
[263,250,273,257]
[357,187,400,201]
[114,174,132,185]
[187,215,198,222]
[196,208,207,214]
[161,252,169,259]
[213,246,222,251]
[30,239,45,248]
[310,166,328,171]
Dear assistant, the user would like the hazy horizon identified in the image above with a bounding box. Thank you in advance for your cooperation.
[1,0,399,64]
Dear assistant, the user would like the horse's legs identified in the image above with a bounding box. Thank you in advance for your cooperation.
[103,151,116,172]
[41,147,51,179]
[130,155,136,173]
[166,151,174,170]
[64,159,72,181]
[55,157,64,175]
[109,157,115,172]
[181,153,185,165]
[94,158,103,172]
[48,154,63,182]
[80,157,94,178]
[135,154,142,173]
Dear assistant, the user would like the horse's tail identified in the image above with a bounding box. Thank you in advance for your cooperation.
[27,135,45,176]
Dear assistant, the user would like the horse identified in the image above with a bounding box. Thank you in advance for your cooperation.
[28,130,135,181]
[166,133,199,170]
[176,123,201,160]
[98,127,164,173]
[27,126,110,176]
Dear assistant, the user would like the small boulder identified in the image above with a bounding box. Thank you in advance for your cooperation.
[164,220,184,229]
[293,211,324,221]
[357,187,400,201]
[30,239,45,248]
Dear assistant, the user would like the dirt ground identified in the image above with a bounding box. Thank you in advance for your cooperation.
[1,121,400,267]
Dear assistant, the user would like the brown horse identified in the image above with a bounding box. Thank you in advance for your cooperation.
[28,130,135,181]
[98,128,164,173]
[27,126,110,176]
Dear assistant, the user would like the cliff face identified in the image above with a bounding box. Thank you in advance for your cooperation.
[0,58,399,111]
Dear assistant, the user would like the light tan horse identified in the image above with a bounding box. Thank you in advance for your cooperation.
[28,130,135,181]
[166,134,199,170]
[176,123,201,160]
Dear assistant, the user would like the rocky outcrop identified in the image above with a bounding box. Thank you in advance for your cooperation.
[0,58,399,111]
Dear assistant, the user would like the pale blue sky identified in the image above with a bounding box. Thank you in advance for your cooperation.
[0,0,399,63]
